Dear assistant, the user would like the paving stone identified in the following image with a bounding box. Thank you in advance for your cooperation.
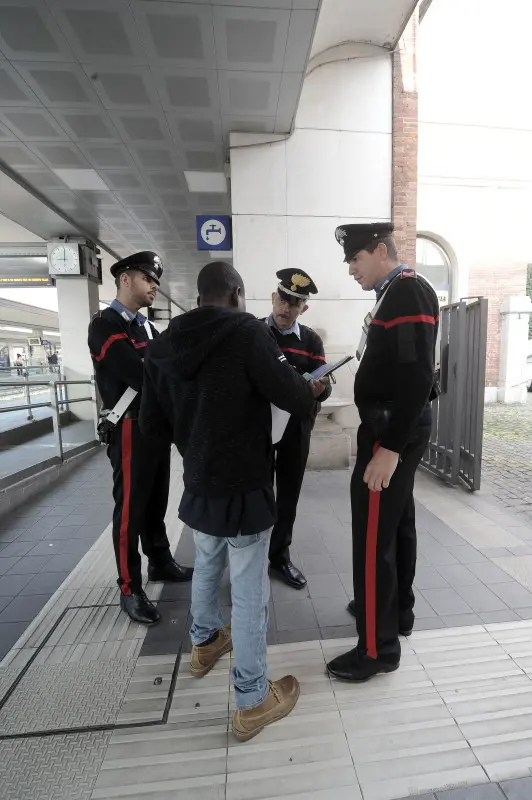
[277,628,321,644]
[441,613,483,627]
[0,621,28,658]
[455,584,508,613]
[320,625,357,639]
[500,776,532,799]
[27,539,93,557]
[312,596,354,627]
[414,592,439,618]
[467,561,516,584]
[0,557,22,576]
[18,571,70,596]
[445,545,488,564]
[415,566,450,590]
[0,540,35,559]
[479,548,515,558]
[0,593,53,623]
[436,785,505,799]
[306,573,349,599]
[490,582,532,608]
[413,617,446,630]
[421,587,474,616]
[437,565,481,587]
[0,573,35,597]
[5,555,54,575]
[273,598,318,631]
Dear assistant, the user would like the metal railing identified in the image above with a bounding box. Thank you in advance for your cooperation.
[0,378,99,461]
[0,365,63,374]
[0,369,66,421]
[421,297,488,491]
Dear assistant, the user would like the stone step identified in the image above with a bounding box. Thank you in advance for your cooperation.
[308,417,351,470]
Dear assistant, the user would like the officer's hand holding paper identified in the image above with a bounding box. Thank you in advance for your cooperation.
[270,356,354,444]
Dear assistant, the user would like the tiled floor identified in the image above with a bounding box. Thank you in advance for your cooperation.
[4,452,532,797]
[0,448,113,658]
[142,468,532,659]
[92,628,532,800]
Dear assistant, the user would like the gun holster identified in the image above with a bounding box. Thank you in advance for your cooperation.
[97,412,116,445]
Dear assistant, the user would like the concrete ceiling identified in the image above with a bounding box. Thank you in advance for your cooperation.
[0,0,417,306]
[310,0,419,57]
[0,0,321,302]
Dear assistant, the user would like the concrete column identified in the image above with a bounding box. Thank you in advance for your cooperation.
[56,276,99,421]
[497,295,532,404]
[230,43,392,453]
[149,294,172,333]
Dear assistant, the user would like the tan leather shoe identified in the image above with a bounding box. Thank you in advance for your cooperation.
[190,624,232,678]
[232,675,300,742]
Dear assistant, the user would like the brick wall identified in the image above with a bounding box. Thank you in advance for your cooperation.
[469,265,527,386]
[392,11,419,269]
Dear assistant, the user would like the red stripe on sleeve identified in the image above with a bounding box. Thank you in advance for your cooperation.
[91,332,128,361]
[371,314,437,330]
[280,347,326,361]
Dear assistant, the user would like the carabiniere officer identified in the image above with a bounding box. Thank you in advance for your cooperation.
[265,269,331,589]
[326,223,439,682]
[88,252,193,626]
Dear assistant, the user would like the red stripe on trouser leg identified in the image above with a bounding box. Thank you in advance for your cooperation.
[365,443,381,660]
[119,419,133,596]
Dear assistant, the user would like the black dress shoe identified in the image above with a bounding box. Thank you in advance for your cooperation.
[148,559,193,583]
[270,560,307,589]
[120,590,161,626]
[347,599,413,637]
[326,646,399,683]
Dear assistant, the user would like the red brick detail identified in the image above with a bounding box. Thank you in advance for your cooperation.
[392,11,419,270]
[469,265,526,387]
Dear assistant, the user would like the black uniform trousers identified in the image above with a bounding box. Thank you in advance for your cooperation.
[269,416,313,565]
[107,417,173,595]
[351,419,431,664]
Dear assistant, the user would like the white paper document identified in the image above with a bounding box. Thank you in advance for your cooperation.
[271,404,290,445]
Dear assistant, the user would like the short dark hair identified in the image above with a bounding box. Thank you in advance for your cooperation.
[197,261,245,303]
[114,268,145,289]
[366,235,398,261]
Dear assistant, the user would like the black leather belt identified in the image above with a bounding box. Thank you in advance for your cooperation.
[359,403,432,429]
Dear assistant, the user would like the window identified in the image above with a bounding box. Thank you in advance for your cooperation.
[416,236,452,305]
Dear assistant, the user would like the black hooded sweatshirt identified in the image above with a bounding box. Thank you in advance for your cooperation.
[139,306,316,537]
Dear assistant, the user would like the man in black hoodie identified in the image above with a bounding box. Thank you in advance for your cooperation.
[140,261,325,742]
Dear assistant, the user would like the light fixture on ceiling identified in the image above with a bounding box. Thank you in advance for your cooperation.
[184,171,227,194]
[53,169,110,191]
[0,325,33,333]
[42,330,60,337]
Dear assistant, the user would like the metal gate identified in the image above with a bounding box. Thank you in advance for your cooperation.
[421,297,488,491]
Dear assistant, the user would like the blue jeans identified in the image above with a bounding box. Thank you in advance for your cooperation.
[190,529,271,710]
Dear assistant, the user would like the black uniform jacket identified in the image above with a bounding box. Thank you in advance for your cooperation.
[88,306,158,414]
[263,321,332,417]
[354,271,439,454]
